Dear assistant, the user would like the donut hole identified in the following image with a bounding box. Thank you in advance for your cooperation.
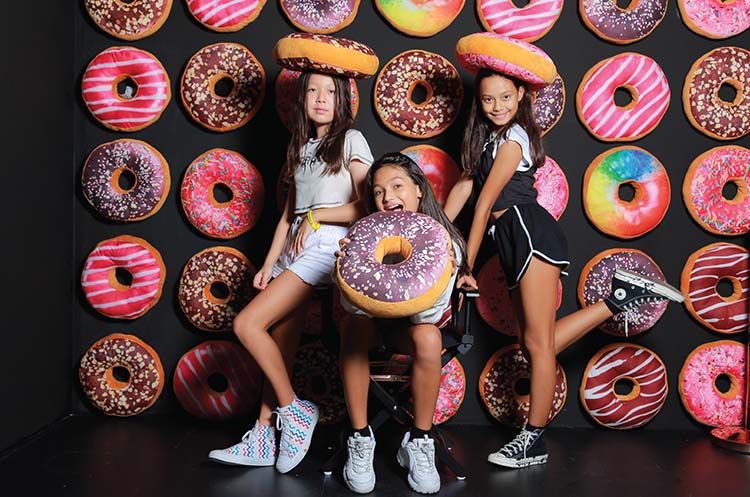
[210,73,235,99]
[511,0,531,7]
[310,373,329,396]
[717,80,742,106]
[105,365,131,390]
[614,86,636,109]
[210,182,234,206]
[513,377,531,398]
[613,377,640,401]
[714,373,739,399]
[204,280,231,304]
[375,236,413,265]
[115,76,138,101]
[721,179,747,205]
[617,181,642,204]
[408,81,433,109]
[110,267,134,291]
[112,167,137,194]
[207,373,229,394]
[614,0,636,10]
[716,276,741,301]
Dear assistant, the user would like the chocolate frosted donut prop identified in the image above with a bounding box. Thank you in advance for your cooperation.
[79,334,164,416]
[174,341,262,421]
[477,0,563,42]
[274,33,379,79]
[401,145,460,205]
[292,341,345,424]
[682,243,749,334]
[683,47,750,141]
[678,0,750,39]
[580,0,667,44]
[376,0,464,37]
[578,248,668,337]
[281,0,360,33]
[181,43,265,132]
[583,146,670,239]
[576,53,670,142]
[85,0,172,40]
[178,247,257,332]
[336,211,453,318]
[480,344,567,427]
[82,46,170,132]
[186,0,266,32]
[581,343,668,429]
[534,156,568,220]
[181,149,265,239]
[682,146,750,236]
[374,50,463,138]
[533,74,565,135]
[679,340,746,427]
[82,139,170,222]
[82,235,166,320]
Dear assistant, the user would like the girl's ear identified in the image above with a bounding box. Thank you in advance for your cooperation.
[417,186,423,199]
[518,86,526,102]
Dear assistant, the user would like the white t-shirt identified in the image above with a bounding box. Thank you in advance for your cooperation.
[487,123,533,172]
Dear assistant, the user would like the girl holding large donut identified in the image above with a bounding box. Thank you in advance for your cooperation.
[208,34,379,474]
[336,153,467,494]
[446,33,684,469]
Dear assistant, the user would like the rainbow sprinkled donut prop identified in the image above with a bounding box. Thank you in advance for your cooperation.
[534,156,568,220]
[85,0,172,40]
[579,0,668,44]
[281,0,360,33]
[336,211,453,318]
[293,341,345,424]
[678,0,750,39]
[376,0,464,37]
[273,33,379,79]
[186,0,266,32]
[533,74,565,135]
[401,145,461,205]
[477,0,563,42]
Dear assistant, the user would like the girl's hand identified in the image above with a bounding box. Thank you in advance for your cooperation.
[253,264,275,291]
[456,273,479,291]
[335,237,351,258]
[290,217,314,257]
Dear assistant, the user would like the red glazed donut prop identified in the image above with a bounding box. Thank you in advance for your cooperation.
[292,341,346,424]
[281,0,361,34]
[79,333,164,416]
[336,211,453,319]
[401,145,460,206]
[186,0,266,32]
[273,33,379,79]
[85,0,172,40]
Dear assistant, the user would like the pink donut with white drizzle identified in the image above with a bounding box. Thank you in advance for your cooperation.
[678,0,750,39]
[581,343,668,429]
[81,235,166,320]
[534,156,568,220]
[85,0,172,40]
[576,53,670,142]
[82,46,171,132]
[533,74,565,135]
[280,0,360,33]
[477,0,564,42]
[580,0,668,44]
[679,340,745,427]
[186,0,266,32]
[181,149,265,239]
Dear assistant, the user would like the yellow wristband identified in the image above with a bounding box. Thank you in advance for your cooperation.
[306,210,321,230]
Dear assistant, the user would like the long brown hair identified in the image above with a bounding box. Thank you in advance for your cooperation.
[460,69,545,177]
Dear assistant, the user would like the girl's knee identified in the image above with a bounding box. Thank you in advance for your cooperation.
[522,327,555,356]
[410,324,442,357]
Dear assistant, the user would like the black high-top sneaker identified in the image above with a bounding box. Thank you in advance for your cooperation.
[604,268,685,314]
[487,427,548,468]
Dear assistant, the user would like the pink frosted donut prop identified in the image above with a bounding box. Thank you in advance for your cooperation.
[477,0,564,42]
[682,146,750,236]
[80,333,164,416]
[401,145,460,205]
[186,0,266,32]
[292,341,345,424]
[274,33,379,80]
[681,243,749,334]
[82,139,170,222]
[178,247,257,332]
[82,46,171,132]
[376,0,464,37]
[480,344,567,427]
[455,32,557,90]
[576,53,670,142]
[336,211,453,318]
[82,235,166,320]
[683,47,750,141]
[533,74,565,135]
[581,343,668,429]
[534,156,568,220]
[374,50,463,138]
[578,248,668,337]
[679,340,745,427]
[181,43,265,132]
[579,0,668,44]
[281,0,360,34]
[181,149,265,239]
[275,69,359,132]
[174,341,262,421]
[678,0,750,39]
[85,0,172,40]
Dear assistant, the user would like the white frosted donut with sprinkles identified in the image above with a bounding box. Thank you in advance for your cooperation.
[85,0,173,40]
[576,53,670,142]
[678,0,750,39]
[81,235,166,320]
[186,0,266,32]
[580,0,667,44]
[82,46,171,132]
[581,343,668,429]
[477,0,564,42]
[281,0,360,33]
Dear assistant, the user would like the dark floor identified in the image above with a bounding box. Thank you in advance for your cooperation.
[1,416,748,497]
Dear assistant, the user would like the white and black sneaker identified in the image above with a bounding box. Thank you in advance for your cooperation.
[487,428,547,468]
[343,427,376,494]
[605,268,685,313]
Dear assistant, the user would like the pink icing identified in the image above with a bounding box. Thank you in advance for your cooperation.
[186,0,265,31]
[534,156,568,220]
[478,0,563,42]
[678,0,750,39]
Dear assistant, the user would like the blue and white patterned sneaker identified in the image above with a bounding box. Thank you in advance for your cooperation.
[274,395,319,474]
[208,420,277,466]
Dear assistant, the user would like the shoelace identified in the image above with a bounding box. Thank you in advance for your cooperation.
[500,430,533,458]
[348,440,373,473]
[412,439,436,472]
[273,408,292,455]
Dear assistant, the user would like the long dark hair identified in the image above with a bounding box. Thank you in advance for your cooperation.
[364,153,468,273]
[284,71,354,182]
[460,69,545,177]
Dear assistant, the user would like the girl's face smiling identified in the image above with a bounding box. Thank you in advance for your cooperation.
[305,73,336,134]
[372,165,422,213]
[479,74,524,128]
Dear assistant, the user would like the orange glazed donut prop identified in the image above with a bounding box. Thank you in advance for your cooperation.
[79,333,164,416]
[85,0,172,40]
[273,33,379,79]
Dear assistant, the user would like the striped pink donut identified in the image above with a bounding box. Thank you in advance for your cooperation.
[477,0,564,42]
[581,343,668,429]
[82,47,171,132]
[173,341,262,421]
[81,235,166,319]
[576,53,670,142]
[186,0,266,32]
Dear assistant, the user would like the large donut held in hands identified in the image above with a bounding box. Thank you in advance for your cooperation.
[533,74,565,135]
[678,0,750,39]
[85,0,172,40]
[293,341,346,425]
[273,33,379,79]
[401,145,461,205]
[82,46,170,132]
[683,47,750,141]
[337,211,453,318]
[682,146,750,236]
[79,334,164,416]
[374,50,463,138]
[181,43,265,132]
[186,0,266,32]
[478,0,563,42]
[281,0,360,33]
[579,0,667,44]
[581,343,668,429]
[376,0,464,37]
[576,53,670,141]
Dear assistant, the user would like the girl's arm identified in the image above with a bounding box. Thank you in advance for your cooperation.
[254,182,295,290]
[443,174,474,222]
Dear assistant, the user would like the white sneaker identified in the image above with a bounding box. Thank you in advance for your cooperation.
[208,420,276,466]
[274,395,319,474]
[343,427,376,494]
[396,432,440,494]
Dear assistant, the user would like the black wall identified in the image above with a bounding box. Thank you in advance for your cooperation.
[72,1,748,431]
